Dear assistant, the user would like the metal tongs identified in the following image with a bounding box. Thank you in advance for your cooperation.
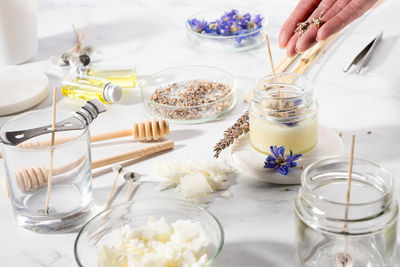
[1,99,106,146]
[343,31,383,74]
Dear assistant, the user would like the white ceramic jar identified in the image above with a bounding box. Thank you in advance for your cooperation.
[0,0,38,65]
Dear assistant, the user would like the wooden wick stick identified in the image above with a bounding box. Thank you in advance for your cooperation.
[44,87,57,213]
[104,168,122,210]
[294,34,338,75]
[336,135,356,267]
[2,179,9,198]
[243,54,298,103]
[265,34,280,97]
[344,134,356,254]
[101,141,174,210]
[124,179,135,202]
[71,24,87,54]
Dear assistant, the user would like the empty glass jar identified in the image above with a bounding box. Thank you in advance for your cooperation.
[295,157,398,266]
[0,110,94,233]
[249,73,318,155]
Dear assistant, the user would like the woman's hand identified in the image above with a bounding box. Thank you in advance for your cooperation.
[278,0,377,57]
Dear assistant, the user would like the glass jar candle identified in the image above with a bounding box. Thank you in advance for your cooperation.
[249,73,318,154]
[295,157,398,266]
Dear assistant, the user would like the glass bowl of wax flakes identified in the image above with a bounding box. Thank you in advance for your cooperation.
[74,198,224,267]
[140,65,237,124]
[186,8,267,52]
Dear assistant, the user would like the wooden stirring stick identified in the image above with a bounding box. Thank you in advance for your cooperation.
[265,34,281,97]
[336,135,356,267]
[91,140,174,169]
[44,88,57,214]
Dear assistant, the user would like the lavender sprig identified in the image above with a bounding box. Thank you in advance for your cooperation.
[214,111,249,158]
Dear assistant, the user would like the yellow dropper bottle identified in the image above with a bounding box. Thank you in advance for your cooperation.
[61,75,122,104]
[84,64,137,88]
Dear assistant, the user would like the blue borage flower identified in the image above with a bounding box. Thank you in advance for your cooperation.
[264,146,302,175]
[188,9,264,43]
[188,18,207,33]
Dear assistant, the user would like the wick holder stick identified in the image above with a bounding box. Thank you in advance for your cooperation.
[336,135,356,267]
[44,88,57,213]
[104,168,121,211]
[344,135,356,249]
[265,34,280,97]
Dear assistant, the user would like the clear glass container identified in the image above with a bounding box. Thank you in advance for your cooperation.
[0,110,94,233]
[249,73,318,154]
[295,157,398,266]
[186,8,267,53]
[74,198,224,266]
[84,64,137,88]
[140,65,236,124]
[62,74,122,104]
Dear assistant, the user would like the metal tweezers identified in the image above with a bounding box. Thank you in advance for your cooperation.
[343,31,383,74]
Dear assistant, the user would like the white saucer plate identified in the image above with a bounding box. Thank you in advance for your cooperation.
[220,126,344,184]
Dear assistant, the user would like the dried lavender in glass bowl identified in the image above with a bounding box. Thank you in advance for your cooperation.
[140,65,236,124]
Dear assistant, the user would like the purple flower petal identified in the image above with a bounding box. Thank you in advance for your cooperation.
[265,146,302,175]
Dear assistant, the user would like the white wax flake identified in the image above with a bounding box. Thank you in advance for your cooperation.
[97,217,211,267]
[177,173,213,199]
[220,190,233,199]
[154,159,233,204]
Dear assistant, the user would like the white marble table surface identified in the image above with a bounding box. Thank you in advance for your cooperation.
[0,0,400,266]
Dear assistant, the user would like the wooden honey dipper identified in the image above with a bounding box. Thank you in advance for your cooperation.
[14,140,174,192]
[0,118,169,158]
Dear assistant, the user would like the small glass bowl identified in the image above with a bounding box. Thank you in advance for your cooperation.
[74,198,224,267]
[186,8,268,53]
[140,65,236,124]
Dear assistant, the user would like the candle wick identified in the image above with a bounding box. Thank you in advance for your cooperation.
[265,34,280,97]
[337,134,356,267]
[44,87,57,213]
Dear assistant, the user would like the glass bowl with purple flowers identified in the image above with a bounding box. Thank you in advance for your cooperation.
[186,8,267,52]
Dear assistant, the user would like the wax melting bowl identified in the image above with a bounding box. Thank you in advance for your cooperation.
[74,198,224,266]
[186,7,268,52]
[140,65,236,124]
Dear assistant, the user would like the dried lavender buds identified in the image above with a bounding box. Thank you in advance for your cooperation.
[148,80,235,121]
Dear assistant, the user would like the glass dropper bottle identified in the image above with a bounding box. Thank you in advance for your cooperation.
[61,74,122,104]
[80,64,137,88]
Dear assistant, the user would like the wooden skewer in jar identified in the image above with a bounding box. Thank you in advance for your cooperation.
[335,135,356,267]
